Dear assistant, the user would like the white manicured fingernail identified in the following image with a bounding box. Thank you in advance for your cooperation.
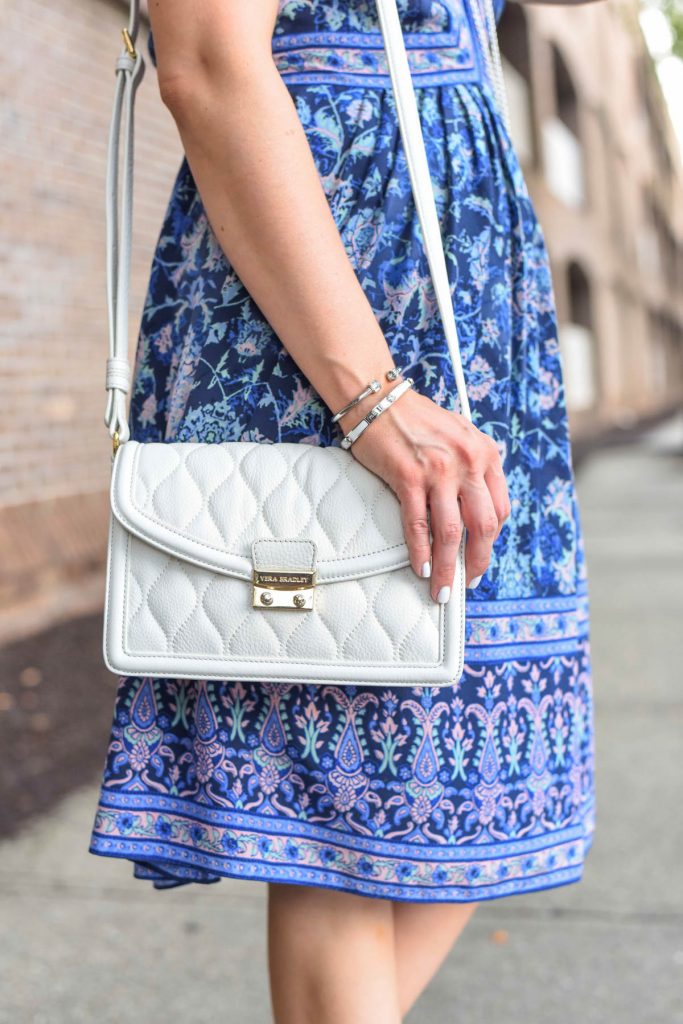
[421,561,431,578]
[469,575,483,589]
[436,585,450,604]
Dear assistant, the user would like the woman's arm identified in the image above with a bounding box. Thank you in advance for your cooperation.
[150,1,392,420]
[148,0,510,597]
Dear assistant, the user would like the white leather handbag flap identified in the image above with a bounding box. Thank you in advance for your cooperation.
[104,440,465,685]
[110,440,412,583]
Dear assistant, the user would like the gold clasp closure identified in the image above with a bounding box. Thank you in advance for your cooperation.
[252,569,316,611]
[121,27,137,59]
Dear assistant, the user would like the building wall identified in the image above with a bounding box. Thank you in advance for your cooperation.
[498,0,683,438]
[0,0,181,627]
[1,0,681,631]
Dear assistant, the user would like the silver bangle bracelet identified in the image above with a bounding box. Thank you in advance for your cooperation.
[331,365,405,424]
[340,377,414,451]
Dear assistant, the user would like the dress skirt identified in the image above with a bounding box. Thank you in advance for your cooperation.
[88,0,596,900]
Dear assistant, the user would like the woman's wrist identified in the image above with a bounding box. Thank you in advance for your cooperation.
[330,364,404,424]
[338,377,414,450]
[308,338,397,416]
[332,368,408,436]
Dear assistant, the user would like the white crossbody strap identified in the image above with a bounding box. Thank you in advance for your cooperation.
[375,0,471,421]
[104,0,144,445]
[103,0,476,442]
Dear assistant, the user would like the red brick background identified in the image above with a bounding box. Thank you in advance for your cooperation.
[1,0,181,632]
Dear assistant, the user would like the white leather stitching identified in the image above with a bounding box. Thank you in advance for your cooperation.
[115,443,412,579]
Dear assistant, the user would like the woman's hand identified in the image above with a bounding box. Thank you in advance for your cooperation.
[338,388,510,600]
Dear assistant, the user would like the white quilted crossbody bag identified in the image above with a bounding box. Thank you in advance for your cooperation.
[103,0,508,687]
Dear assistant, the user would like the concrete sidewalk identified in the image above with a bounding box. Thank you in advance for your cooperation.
[2,418,682,1024]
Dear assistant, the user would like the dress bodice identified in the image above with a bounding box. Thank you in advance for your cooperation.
[147,0,506,77]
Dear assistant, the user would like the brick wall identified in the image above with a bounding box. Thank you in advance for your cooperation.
[499,0,683,437]
[0,0,181,625]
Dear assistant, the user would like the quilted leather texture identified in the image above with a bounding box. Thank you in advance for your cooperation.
[104,441,465,686]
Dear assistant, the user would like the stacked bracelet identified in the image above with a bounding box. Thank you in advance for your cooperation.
[340,377,414,450]
[331,365,404,424]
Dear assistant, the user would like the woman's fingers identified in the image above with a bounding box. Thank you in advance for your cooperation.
[484,460,511,540]
[351,394,510,597]
[402,473,504,598]
[398,486,433,581]
[426,479,463,602]
[458,482,499,587]
[397,444,509,597]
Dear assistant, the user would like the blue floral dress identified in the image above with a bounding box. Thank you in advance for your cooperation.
[89,0,595,900]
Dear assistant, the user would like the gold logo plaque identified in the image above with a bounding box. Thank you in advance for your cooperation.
[252,569,316,610]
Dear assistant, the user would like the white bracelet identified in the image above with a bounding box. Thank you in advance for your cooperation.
[340,378,414,450]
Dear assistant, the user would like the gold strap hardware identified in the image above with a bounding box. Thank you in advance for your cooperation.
[252,569,316,611]
[112,431,121,456]
[121,28,137,59]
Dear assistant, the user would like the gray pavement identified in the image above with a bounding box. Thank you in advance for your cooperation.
[2,416,683,1024]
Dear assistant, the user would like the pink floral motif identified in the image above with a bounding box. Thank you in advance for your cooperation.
[194,745,216,784]
[154,324,174,355]
[539,367,560,410]
[409,793,434,824]
[280,379,315,426]
[467,354,496,401]
[129,738,150,772]
[331,775,362,812]
[138,393,157,427]
[259,762,282,795]
[235,338,259,357]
